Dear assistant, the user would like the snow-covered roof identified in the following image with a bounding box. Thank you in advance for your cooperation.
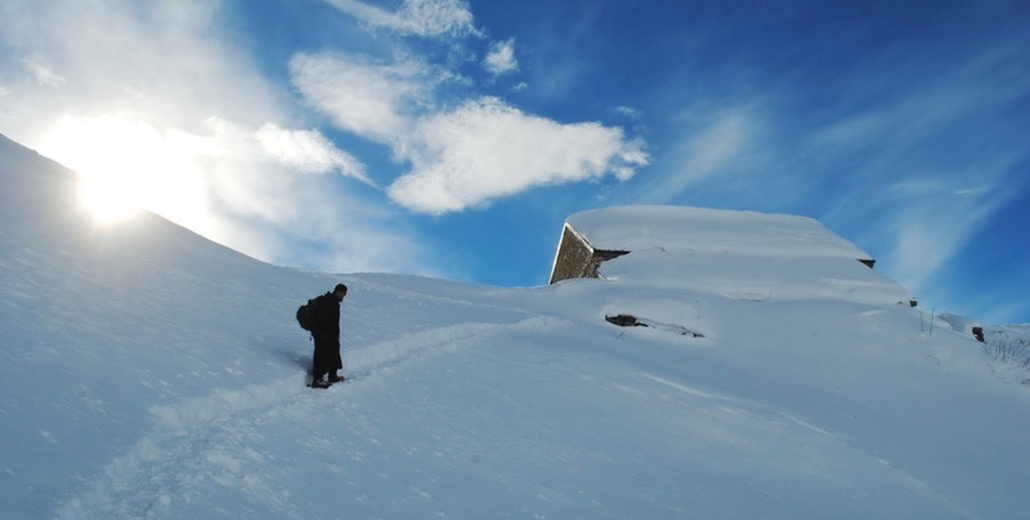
[567,205,870,260]
[561,205,912,306]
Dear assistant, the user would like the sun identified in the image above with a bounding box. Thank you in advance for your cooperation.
[40,114,205,225]
[77,169,145,223]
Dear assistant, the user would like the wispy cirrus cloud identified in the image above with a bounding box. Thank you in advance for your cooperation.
[800,44,1030,302]
[20,59,66,87]
[318,0,478,37]
[632,32,1030,320]
[638,106,761,204]
[289,52,431,142]
[254,123,369,184]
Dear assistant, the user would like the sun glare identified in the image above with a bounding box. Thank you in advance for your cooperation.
[78,170,145,222]
[40,115,207,226]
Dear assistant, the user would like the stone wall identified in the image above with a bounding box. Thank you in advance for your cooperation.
[549,223,628,284]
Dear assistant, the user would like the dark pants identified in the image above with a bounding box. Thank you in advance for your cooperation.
[312,333,342,380]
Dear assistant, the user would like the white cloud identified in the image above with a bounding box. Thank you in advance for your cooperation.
[290,52,427,142]
[20,59,66,87]
[254,123,370,183]
[320,0,477,37]
[0,0,282,131]
[387,97,649,214]
[290,52,648,215]
[483,39,518,76]
[614,106,642,118]
[1,0,650,273]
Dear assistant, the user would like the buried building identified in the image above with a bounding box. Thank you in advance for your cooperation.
[549,205,916,308]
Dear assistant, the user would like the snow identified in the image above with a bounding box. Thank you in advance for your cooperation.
[2,132,1030,519]
[568,205,870,259]
[566,205,914,307]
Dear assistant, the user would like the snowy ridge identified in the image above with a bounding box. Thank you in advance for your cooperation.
[2,134,1030,519]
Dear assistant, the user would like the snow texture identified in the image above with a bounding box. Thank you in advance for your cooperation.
[1,133,1029,519]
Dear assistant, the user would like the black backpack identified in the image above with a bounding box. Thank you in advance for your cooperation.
[296,297,319,331]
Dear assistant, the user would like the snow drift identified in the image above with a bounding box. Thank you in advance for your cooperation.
[1,133,1028,519]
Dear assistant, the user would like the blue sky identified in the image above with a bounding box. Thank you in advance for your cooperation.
[1,0,1027,323]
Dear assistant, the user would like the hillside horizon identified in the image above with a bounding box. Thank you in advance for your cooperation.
[2,133,1029,519]
[0,132,1022,329]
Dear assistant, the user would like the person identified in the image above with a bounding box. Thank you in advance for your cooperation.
[309,283,347,388]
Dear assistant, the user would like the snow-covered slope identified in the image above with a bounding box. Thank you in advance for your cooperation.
[2,133,1029,520]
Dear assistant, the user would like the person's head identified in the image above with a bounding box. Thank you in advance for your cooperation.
[333,283,348,301]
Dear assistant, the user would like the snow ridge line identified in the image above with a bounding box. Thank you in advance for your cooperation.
[52,315,563,520]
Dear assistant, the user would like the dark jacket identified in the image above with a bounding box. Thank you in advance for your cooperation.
[310,292,343,378]
[311,292,341,339]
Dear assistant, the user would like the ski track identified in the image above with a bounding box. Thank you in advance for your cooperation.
[53,315,562,520]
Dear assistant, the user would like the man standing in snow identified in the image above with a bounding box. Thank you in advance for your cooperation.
[309,283,348,388]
